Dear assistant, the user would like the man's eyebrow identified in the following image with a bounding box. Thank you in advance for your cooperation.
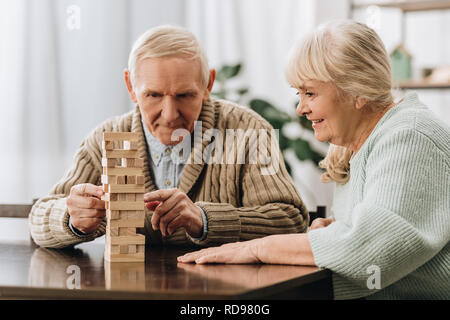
[142,89,162,95]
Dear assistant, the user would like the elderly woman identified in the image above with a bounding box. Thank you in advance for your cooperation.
[178,20,450,299]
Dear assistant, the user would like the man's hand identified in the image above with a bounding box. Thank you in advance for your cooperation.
[67,183,105,234]
[144,188,203,238]
[308,218,335,232]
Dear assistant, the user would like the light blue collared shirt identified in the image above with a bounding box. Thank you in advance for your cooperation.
[141,120,208,241]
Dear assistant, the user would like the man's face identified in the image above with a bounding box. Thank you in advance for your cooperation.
[126,56,214,146]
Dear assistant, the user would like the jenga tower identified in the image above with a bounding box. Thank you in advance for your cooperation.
[102,132,146,262]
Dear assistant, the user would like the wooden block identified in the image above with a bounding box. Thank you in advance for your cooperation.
[109,201,144,211]
[106,184,144,193]
[106,210,120,220]
[101,175,117,185]
[104,252,145,262]
[136,175,145,185]
[119,245,129,254]
[107,225,119,237]
[117,176,126,184]
[119,211,128,219]
[127,211,145,219]
[128,245,136,254]
[102,157,118,167]
[119,227,137,236]
[118,193,127,201]
[126,193,135,201]
[121,158,144,168]
[103,167,142,176]
[110,218,144,228]
[135,194,144,201]
[109,234,145,245]
[126,175,136,184]
[123,140,138,150]
[111,245,120,254]
[137,245,145,253]
[104,149,139,159]
[122,158,135,168]
[104,193,118,201]
[103,132,139,141]
[102,140,115,150]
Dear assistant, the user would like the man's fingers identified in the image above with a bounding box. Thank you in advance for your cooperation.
[72,217,104,234]
[68,194,105,210]
[71,208,106,219]
[146,201,161,211]
[154,192,183,217]
[71,183,104,197]
[165,214,185,236]
[144,189,176,202]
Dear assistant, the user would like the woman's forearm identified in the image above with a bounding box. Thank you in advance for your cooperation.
[257,233,316,266]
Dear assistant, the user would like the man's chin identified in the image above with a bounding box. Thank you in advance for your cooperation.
[156,132,187,146]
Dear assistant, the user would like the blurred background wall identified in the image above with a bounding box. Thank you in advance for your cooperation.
[1,0,449,217]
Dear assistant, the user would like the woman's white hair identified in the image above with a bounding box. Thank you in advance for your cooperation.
[286,20,393,184]
[128,25,209,87]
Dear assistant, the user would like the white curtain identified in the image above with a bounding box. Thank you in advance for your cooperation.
[0,0,185,203]
[1,0,342,213]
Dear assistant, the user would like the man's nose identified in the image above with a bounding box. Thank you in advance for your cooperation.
[161,97,180,123]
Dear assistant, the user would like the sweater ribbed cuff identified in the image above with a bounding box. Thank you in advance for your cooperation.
[47,198,99,246]
[192,201,241,246]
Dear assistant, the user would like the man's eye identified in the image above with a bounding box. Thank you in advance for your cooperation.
[177,93,193,99]
[305,91,314,97]
[147,93,161,98]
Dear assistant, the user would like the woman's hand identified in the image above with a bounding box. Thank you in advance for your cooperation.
[177,234,316,266]
[308,218,335,232]
[177,239,263,264]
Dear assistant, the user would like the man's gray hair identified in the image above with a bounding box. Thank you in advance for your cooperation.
[128,25,209,87]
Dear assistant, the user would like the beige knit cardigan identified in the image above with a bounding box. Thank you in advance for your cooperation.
[29,98,309,248]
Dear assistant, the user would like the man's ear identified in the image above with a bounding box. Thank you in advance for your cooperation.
[203,68,216,101]
[124,69,138,103]
[355,96,368,110]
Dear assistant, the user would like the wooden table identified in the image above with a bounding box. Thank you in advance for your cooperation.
[0,218,332,300]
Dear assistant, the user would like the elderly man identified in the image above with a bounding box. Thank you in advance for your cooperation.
[29,25,308,248]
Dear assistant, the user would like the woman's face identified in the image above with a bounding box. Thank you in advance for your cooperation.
[295,80,359,147]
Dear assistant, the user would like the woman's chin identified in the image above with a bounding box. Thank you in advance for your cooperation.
[313,132,328,143]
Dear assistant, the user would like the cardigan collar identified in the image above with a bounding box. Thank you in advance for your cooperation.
[131,98,218,195]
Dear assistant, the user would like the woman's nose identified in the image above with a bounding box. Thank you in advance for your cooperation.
[296,100,309,117]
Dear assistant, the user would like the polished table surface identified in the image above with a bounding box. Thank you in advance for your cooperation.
[0,218,332,299]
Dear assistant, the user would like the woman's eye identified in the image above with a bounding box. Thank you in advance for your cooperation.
[305,91,314,97]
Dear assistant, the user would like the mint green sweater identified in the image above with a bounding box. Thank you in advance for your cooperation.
[308,92,450,299]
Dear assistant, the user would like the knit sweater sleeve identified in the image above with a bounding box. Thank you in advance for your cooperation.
[28,128,106,248]
[307,128,450,299]
[192,122,309,246]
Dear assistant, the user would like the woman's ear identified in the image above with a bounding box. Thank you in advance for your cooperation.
[124,69,138,103]
[355,97,368,110]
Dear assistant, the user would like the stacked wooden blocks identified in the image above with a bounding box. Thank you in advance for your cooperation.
[102,132,146,262]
